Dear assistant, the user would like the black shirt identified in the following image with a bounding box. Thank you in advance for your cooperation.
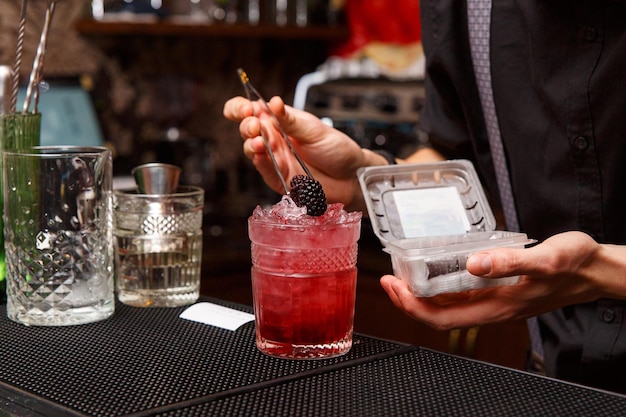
[419,0,626,392]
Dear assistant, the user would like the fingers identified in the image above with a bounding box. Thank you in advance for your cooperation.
[267,96,327,145]
[380,274,467,329]
[380,232,604,331]
[379,275,406,312]
[379,275,455,327]
[267,96,303,142]
[240,115,261,141]
[380,275,525,330]
[240,114,278,156]
[467,247,537,278]
[239,115,265,161]
[268,96,287,116]
[466,231,598,279]
[226,96,265,160]
[236,98,283,143]
[223,96,254,121]
[228,95,316,146]
[466,253,495,276]
[242,137,264,159]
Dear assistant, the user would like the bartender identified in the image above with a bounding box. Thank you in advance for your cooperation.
[224,0,626,393]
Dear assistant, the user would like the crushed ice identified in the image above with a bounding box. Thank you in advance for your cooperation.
[252,195,361,226]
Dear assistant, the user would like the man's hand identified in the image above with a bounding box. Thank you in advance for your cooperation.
[224,96,374,209]
[380,231,626,330]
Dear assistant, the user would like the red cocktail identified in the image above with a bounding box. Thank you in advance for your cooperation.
[249,197,362,359]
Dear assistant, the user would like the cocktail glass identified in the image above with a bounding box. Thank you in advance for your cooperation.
[249,198,362,359]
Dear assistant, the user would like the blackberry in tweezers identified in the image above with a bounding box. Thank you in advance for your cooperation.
[290,174,327,216]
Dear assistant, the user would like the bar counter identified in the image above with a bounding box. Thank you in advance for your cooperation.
[1,298,625,416]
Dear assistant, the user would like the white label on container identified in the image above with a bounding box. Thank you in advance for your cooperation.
[180,302,255,331]
[392,187,470,238]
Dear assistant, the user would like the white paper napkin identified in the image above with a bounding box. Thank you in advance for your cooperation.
[180,302,255,331]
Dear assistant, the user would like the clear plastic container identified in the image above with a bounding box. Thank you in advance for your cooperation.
[357,160,535,297]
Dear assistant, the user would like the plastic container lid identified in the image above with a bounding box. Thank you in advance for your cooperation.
[357,160,536,297]
[357,160,496,246]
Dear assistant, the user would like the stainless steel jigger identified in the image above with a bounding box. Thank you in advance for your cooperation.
[132,163,181,195]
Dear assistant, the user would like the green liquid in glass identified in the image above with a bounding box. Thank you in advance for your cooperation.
[0,113,41,304]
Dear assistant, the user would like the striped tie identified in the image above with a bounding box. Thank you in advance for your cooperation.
[467,0,544,365]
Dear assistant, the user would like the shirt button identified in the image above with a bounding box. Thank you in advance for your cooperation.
[602,309,615,323]
[583,26,597,42]
[572,136,589,151]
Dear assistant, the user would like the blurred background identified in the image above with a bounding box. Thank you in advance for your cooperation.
[0,0,529,369]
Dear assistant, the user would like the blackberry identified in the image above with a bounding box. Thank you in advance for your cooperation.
[289,174,327,216]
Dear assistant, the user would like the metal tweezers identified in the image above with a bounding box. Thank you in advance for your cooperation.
[237,68,315,195]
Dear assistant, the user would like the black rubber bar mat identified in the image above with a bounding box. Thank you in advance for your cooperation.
[156,347,626,417]
[0,298,406,417]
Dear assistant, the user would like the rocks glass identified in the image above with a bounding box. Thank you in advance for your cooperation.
[113,186,204,307]
[249,199,362,359]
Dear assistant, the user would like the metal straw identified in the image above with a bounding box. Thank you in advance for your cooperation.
[9,0,28,114]
[237,68,316,195]
[23,0,56,114]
